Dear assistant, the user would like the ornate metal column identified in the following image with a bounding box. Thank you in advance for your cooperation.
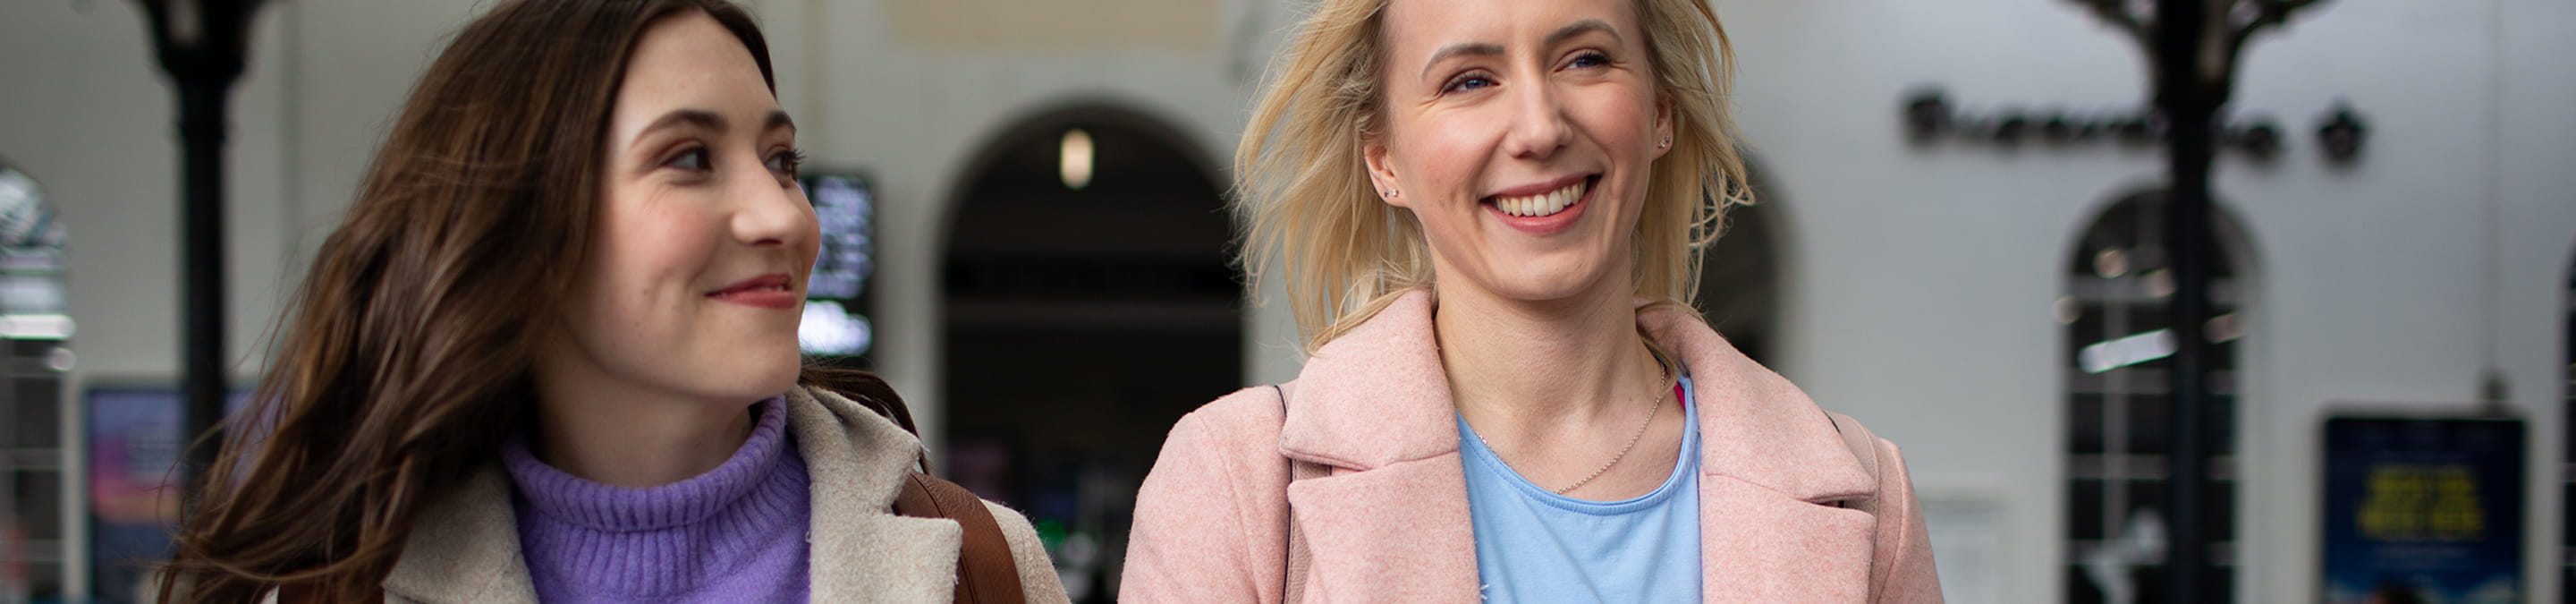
[133,0,267,499]
[2063,2,2329,601]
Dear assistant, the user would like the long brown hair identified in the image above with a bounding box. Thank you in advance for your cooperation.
[156,1,911,601]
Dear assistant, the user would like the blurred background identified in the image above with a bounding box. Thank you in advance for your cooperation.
[0,0,2569,602]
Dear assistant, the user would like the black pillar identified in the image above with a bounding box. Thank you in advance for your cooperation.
[174,71,233,497]
[2152,0,2219,601]
[139,0,261,501]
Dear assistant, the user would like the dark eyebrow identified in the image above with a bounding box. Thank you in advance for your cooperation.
[630,108,797,147]
[1546,19,1621,48]
[632,109,724,147]
[1420,42,1504,81]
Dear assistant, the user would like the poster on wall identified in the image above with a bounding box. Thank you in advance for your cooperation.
[2319,414,2525,604]
[87,387,250,604]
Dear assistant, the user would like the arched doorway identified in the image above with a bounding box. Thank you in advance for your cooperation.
[2060,189,2256,604]
[937,104,1238,602]
[1692,158,1784,366]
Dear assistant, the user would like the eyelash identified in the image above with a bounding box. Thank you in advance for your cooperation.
[1436,51,1614,95]
[1442,72,1498,94]
[659,145,807,178]
[769,148,807,177]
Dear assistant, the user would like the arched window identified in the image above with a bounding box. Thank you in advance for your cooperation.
[2062,190,2249,604]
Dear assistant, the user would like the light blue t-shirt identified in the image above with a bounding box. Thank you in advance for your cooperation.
[1457,375,1700,603]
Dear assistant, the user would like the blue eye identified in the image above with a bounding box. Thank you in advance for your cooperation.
[1444,73,1497,94]
[1568,52,1610,69]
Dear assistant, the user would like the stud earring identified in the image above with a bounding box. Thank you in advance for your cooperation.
[1383,189,1400,198]
[1659,135,1672,149]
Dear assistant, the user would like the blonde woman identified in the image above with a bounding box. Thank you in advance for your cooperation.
[1123,0,1941,601]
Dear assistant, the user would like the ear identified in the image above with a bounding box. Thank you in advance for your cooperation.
[1361,135,1411,208]
[1650,93,1676,161]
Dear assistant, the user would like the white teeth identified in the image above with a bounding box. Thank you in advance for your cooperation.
[1494,180,1588,217]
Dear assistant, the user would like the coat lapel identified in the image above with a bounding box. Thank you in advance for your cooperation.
[1279,291,1482,603]
[788,387,967,603]
[1640,305,1882,602]
[381,467,539,604]
[1280,293,1885,602]
[381,388,962,603]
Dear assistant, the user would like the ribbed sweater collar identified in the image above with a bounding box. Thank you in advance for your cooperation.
[499,396,811,599]
[503,397,793,531]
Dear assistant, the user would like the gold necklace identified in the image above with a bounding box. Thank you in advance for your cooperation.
[1473,347,1674,495]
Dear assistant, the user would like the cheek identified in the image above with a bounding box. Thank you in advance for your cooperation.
[799,208,823,274]
[1387,115,1492,200]
[1572,90,1657,153]
[592,200,724,303]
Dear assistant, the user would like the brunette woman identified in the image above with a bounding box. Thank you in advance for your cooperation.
[156,1,1066,601]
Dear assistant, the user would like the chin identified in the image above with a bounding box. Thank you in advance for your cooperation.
[711,349,807,399]
[1478,255,1617,302]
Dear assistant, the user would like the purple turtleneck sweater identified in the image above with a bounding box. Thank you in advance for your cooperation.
[503,396,811,603]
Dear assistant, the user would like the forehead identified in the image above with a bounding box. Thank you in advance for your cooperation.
[1378,0,1640,55]
[609,12,777,132]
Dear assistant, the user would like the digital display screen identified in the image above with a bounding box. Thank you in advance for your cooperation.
[797,173,875,359]
[2319,416,2525,603]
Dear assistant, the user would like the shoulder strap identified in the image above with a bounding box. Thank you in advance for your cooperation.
[1275,385,1328,604]
[893,472,1027,604]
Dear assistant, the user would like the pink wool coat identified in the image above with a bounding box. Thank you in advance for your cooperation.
[1123,291,1943,603]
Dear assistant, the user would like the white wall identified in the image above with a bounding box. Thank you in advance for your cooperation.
[2,0,2566,602]
[2492,0,2576,597]
[0,0,1284,455]
[1714,0,2574,601]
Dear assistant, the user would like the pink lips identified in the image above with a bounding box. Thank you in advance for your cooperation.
[708,273,799,310]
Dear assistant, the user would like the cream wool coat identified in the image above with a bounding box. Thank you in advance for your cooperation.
[347,386,1070,603]
[1123,291,1943,603]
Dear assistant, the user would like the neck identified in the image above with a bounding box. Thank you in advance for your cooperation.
[1433,278,1659,440]
[530,362,762,488]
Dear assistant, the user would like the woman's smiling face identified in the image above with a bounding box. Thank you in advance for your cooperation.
[541,10,819,407]
[1365,0,1671,305]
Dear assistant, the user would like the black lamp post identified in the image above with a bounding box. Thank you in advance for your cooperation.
[2063,1,2329,602]
[133,0,267,502]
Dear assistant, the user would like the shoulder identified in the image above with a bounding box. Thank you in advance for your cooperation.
[1122,387,1294,601]
[1818,413,1945,601]
[1148,386,1293,490]
[1169,386,1289,448]
[979,499,1074,603]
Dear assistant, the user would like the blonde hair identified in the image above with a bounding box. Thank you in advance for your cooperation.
[1235,0,1752,354]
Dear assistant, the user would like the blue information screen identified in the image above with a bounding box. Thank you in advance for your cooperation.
[2320,416,2525,603]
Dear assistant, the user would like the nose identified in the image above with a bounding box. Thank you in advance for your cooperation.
[730,164,811,249]
[1501,81,1572,161]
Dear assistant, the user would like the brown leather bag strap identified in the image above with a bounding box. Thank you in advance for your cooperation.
[893,472,1027,604]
